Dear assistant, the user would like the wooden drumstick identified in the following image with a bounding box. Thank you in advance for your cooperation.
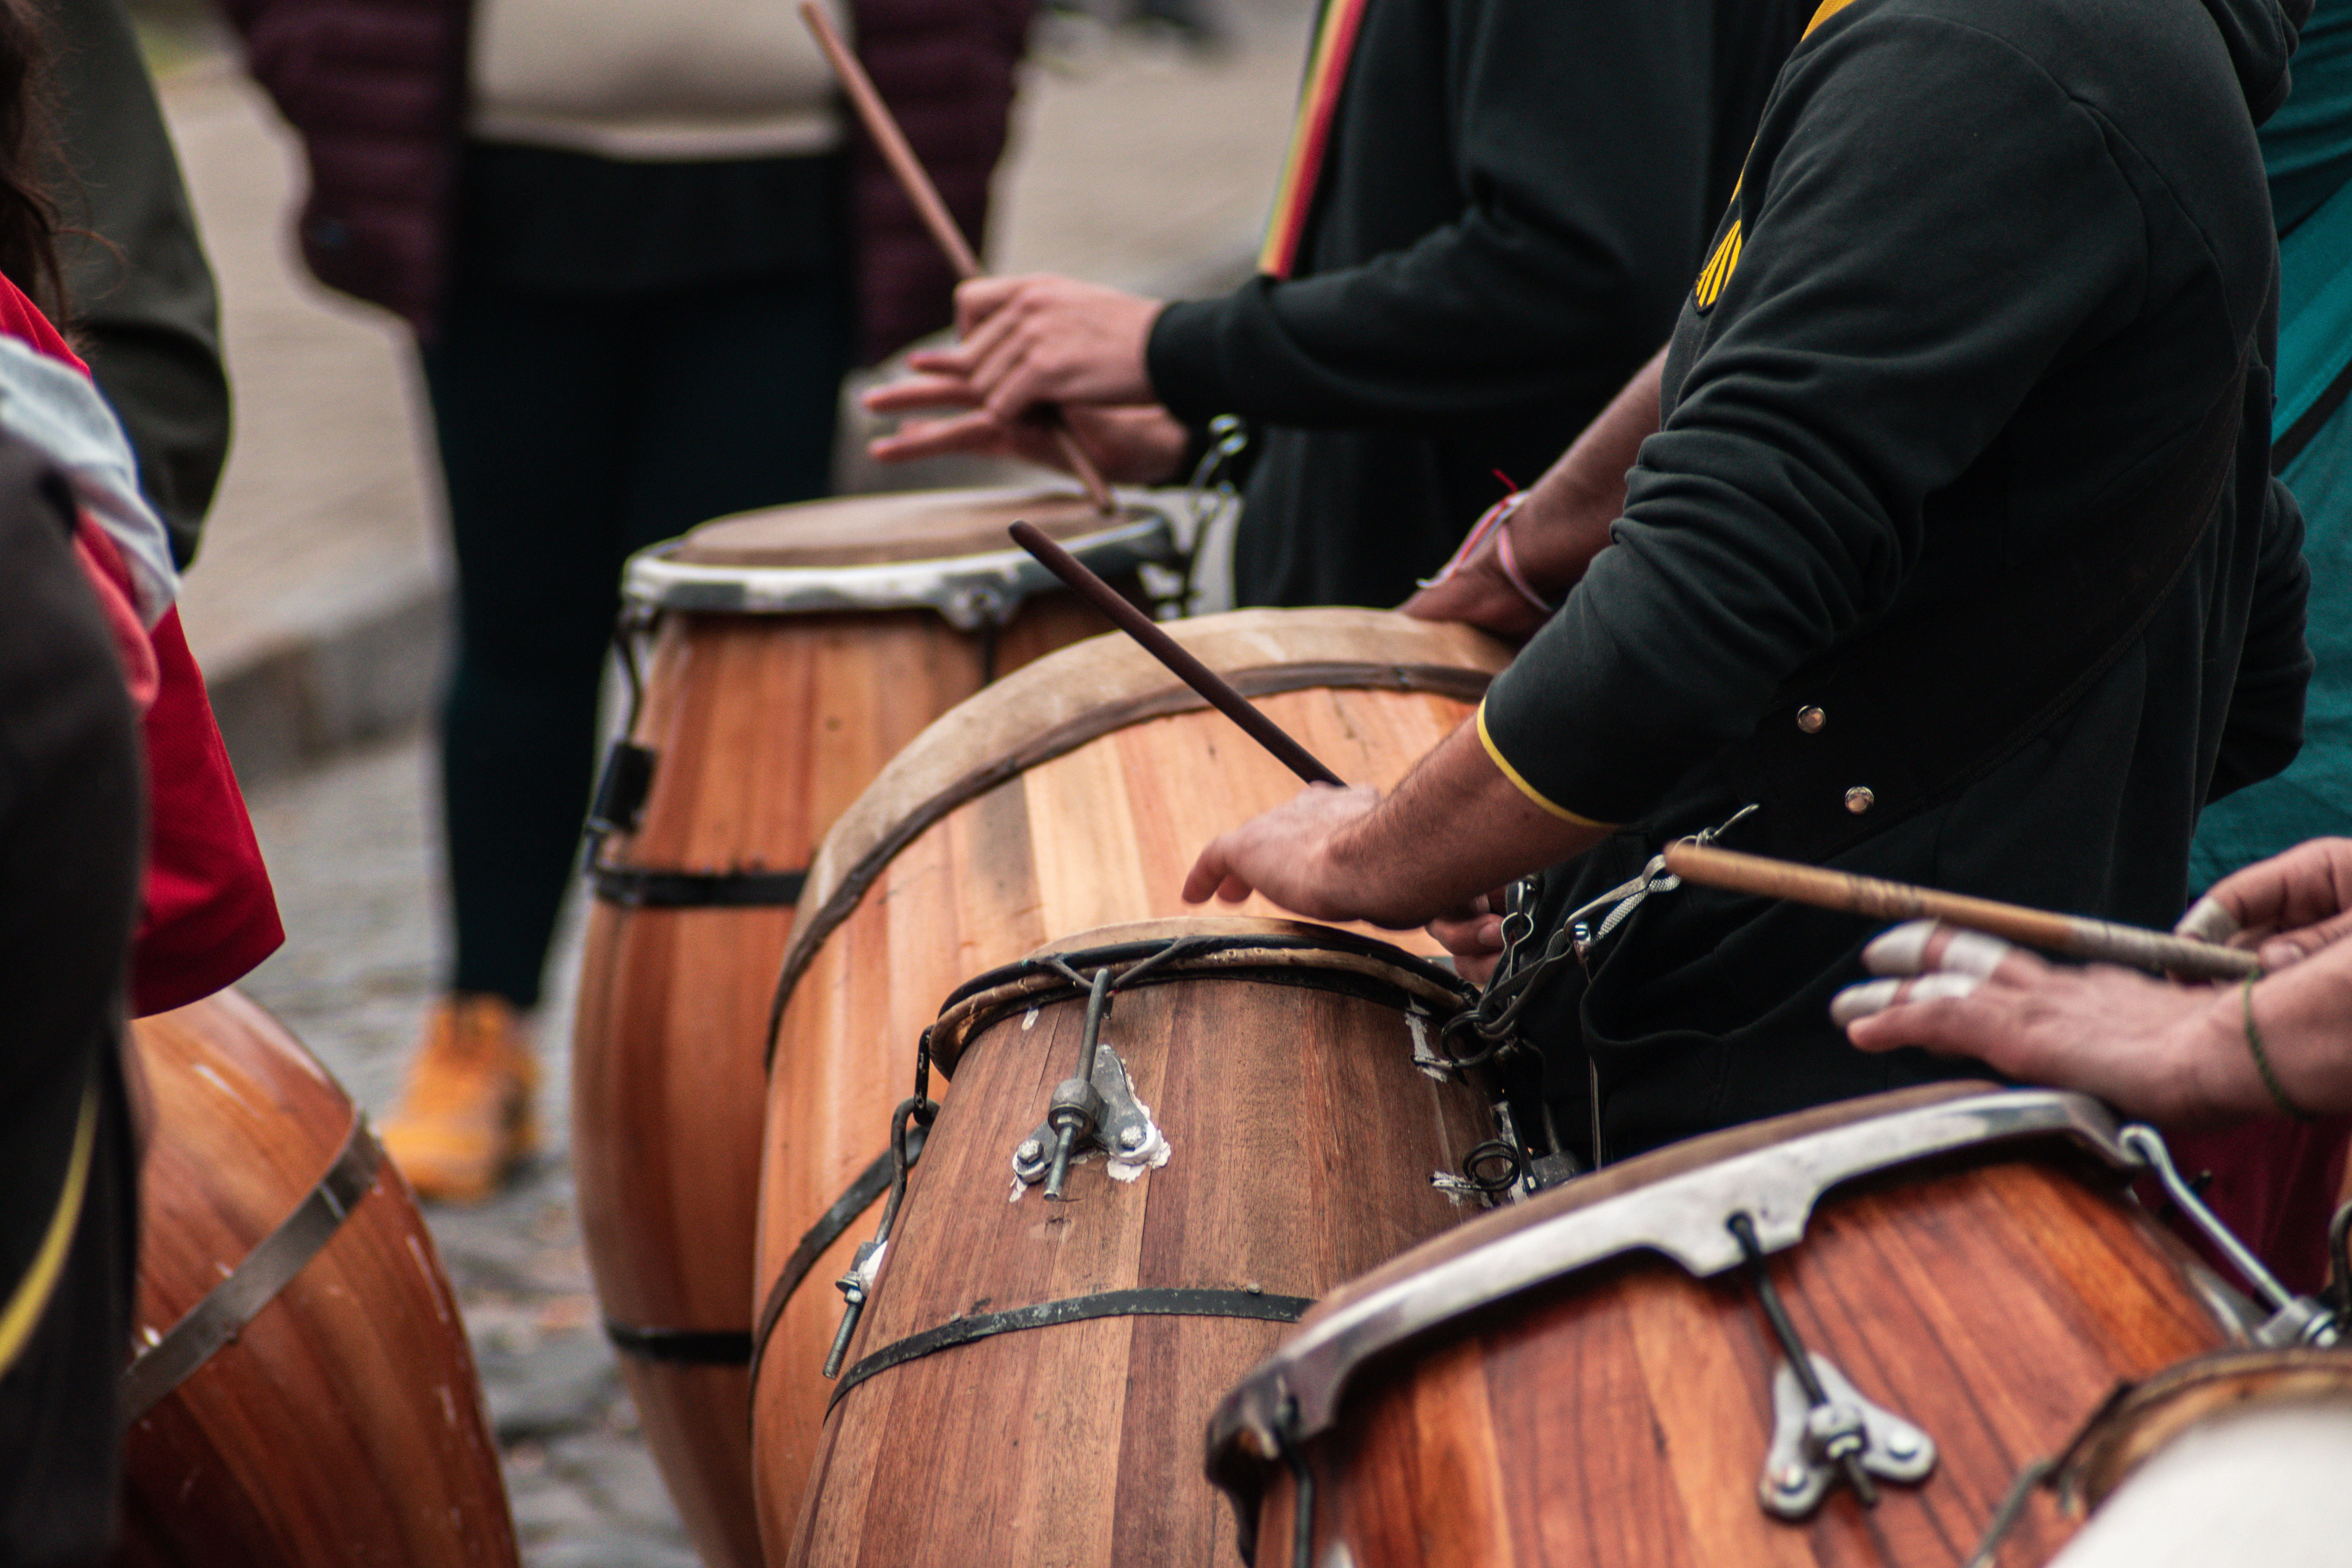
[1009,521,1346,788]
[800,2,1119,515]
[1662,842,2263,980]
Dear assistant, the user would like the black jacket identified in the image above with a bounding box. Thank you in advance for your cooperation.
[1478,0,2314,1159]
[1145,0,1809,608]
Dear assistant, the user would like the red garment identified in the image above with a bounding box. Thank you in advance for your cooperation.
[2150,1116,2352,1301]
[216,0,1031,361]
[0,276,284,1012]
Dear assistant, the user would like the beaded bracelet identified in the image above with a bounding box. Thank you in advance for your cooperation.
[2241,973,2314,1122]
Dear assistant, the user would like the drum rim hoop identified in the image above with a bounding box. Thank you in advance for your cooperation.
[925,928,1473,1077]
[1203,1085,2141,1484]
[2060,1347,2352,1508]
[622,506,1177,624]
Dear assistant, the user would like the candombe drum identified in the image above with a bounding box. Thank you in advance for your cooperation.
[785,916,1495,1566]
[1208,1083,2248,1568]
[572,486,1176,1568]
[116,990,517,1568]
[748,606,1511,1553]
[2036,1348,2352,1567]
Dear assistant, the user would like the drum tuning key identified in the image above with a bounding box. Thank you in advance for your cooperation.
[1012,946,1188,1199]
[1729,1211,1937,1521]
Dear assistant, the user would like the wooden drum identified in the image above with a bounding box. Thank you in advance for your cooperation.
[2036,1348,2352,1568]
[786,917,1495,1566]
[571,486,1176,1568]
[1207,1083,2250,1568]
[749,607,1511,1554]
[116,990,517,1568]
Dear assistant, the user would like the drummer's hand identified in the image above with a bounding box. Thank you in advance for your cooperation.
[1426,891,1507,984]
[1181,784,1408,926]
[1399,542,1552,645]
[2176,837,2352,971]
[863,385,1190,483]
[905,275,1161,415]
[1832,920,2241,1123]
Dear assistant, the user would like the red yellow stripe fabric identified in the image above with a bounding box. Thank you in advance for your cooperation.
[1257,0,1374,278]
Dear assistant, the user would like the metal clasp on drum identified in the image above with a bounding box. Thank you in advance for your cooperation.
[1759,1352,1936,1519]
[1011,1040,1157,1195]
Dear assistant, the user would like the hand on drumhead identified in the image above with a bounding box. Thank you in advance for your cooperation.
[1181,784,1404,926]
[1832,920,2240,1123]
[904,275,1163,417]
[864,386,1190,483]
[2176,837,2352,971]
[1426,891,1507,984]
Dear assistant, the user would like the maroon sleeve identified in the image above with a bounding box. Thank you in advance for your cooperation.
[215,0,467,336]
[848,0,1033,363]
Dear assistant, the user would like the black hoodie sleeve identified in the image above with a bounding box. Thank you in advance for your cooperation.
[1479,11,2156,823]
[2212,473,2312,801]
[1143,0,1735,432]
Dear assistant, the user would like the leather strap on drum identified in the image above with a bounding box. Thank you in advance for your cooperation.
[827,1287,1314,1412]
[590,864,808,909]
[120,1114,382,1424]
[603,1322,755,1366]
[746,1141,913,1390]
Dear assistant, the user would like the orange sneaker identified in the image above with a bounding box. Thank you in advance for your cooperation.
[379,995,538,1204]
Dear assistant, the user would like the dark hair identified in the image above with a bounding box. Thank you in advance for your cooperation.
[0,0,65,325]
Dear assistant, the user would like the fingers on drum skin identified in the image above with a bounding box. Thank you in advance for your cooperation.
[1829,971,1986,1028]
[1860,920,2020,979]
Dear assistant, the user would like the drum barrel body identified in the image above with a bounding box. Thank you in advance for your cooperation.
[748,608,1511,1559]
[575,593,1119,1568]
[115,991,517,1568]
[1227,1094,2238,1568]
[787,933,1491,1566]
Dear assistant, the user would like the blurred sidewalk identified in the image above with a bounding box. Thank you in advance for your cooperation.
[167,0,1313,786]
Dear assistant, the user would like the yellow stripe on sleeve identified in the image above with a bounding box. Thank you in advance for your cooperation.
[0,1076,99,1379]
[1475,700,1617,829]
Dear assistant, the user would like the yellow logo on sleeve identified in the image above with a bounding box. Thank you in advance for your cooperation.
[1693,218,1743,311]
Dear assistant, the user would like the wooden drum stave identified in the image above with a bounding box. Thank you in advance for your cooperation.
[786,917,1495,1566]
[748,606,1512,1557]
[571,486,1177,1568]
[1207,1083,2249,1568]
[117,990,517,1568]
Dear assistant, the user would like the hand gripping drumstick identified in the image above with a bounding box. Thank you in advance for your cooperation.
[800,3,1119,515]
[1662,841,2263,980]
[1008,521,1346,787]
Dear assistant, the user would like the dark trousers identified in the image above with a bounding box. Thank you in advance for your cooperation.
[421,269,846,1008]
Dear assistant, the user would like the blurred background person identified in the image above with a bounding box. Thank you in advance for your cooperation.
[865,0,1809,610]
[220,0,1034,1201]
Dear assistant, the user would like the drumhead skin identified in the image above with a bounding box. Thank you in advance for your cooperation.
[624,486,1179,625]
[1207,1083,2245,1568]
[748,608,1510,1557]
[2047,1351,2352,1568]
[782,917,1494,1568]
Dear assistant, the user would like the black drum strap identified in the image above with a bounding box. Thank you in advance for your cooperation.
[826,1287,1314,1412]
[602,1323,754,1366]
[119,1114,381,1424]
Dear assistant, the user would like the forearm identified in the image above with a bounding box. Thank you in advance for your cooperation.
[1325,720,1607,927]
[1506,347,1665,595]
